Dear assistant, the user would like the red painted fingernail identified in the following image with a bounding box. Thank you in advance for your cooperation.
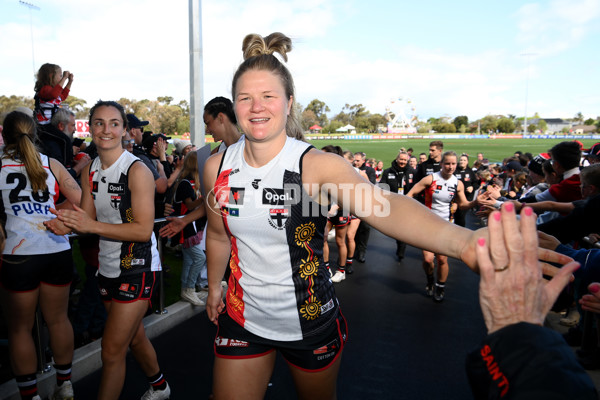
[590,284,600,293]
[504,202,514,212]
[524,207,533,216]
[493,212,501,221]
[478,237,486,247]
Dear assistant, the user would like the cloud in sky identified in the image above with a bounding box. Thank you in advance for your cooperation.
[1,0,598,121]
[515,0,600,55]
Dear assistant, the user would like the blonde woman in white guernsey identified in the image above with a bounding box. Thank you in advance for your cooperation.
[199,32,522,400]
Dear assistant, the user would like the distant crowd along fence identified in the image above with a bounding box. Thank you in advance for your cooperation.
[73,119,600,142]
[305,133,600,141]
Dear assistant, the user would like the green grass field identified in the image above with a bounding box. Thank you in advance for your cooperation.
[307,138,598,165]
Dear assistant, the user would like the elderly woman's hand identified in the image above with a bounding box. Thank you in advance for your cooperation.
[475,203,579,334]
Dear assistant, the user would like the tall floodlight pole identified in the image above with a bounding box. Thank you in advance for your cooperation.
[189,0,204,147]
[521,52,536,134]
[19,1,40,80]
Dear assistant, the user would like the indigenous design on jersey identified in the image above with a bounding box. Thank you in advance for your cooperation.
[294,222,322,321]
[0,152,69,255]
[89,151,160,278]
[424,171,458,221]
[215,137,338,341]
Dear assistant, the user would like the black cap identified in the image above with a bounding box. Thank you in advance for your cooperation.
[503,160,523,172]
[584,142,600,158]
[142,133,171,151]
[72,138,84,147]
[528,153,550,176]
[126,114,149,128]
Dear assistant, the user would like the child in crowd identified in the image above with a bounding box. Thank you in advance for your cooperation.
[34,63,73,125]
[172,151,208,306]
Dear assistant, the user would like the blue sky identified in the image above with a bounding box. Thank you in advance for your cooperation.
[1,0,598,122]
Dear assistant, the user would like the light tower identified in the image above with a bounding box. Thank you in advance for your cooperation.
[19,1,40,81]
[520,52,537,133]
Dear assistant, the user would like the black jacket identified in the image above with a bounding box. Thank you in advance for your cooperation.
[37,124,76,179]
[379,161,416,195]
[466,322,596,399]
[358,163,377,184]
[537,194,600,243]
[454,166,478,201]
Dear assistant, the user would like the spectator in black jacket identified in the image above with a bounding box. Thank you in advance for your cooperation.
[40,108,90,179]
[379,151,416,261]
[125,113,167,196]
[412,140,443,207]
[352,151,376,263]
[415,141,443,185]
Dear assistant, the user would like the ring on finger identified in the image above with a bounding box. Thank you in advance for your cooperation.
[494,264,509,272]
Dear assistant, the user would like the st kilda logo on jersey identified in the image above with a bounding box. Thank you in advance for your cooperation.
[108,183,125,210]
[268,208,289,230]
[263,187,297,230]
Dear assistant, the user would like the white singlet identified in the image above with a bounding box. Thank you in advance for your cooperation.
[89,151,160,278]
[424,171,458,221]
[215,137,339,341]
[0,152,69,255]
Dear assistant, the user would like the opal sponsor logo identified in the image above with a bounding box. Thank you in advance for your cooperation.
[108,183,125,193]
[262,187,298,206]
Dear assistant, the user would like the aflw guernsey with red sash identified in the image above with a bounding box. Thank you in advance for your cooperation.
[0,151,68,255]
[215,137,339,341]
[424,171,458,221]
[89,151,160,278]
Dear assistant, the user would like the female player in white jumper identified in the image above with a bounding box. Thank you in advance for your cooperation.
[407,151,478,302]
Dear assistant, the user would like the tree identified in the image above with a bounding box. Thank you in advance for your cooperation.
[63,95,89,118]
[416,121,432,133]
[157,96,173,105]
[584,118,596,126]
[575,112,584,124]
[537,119,547,133]
[354,116,371,132]
[496,117,515,133]
[332,103,368,128]
[368,114,388,132]
[301,109,318,130]
[324,120,343,133]
[432,122,456,133]
[304,99,330,127]
[452,116,468,131]
[479,115,499,133]
[0,95,34,116]
[177,100,190,116]
[527,123,538,133]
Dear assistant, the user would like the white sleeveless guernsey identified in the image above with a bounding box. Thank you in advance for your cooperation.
[0,151,69,255]
[216,137,339,341]
[424,171,458,221]
[89,151,160,278]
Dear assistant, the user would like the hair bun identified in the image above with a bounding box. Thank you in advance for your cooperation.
[242,32,292,62]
